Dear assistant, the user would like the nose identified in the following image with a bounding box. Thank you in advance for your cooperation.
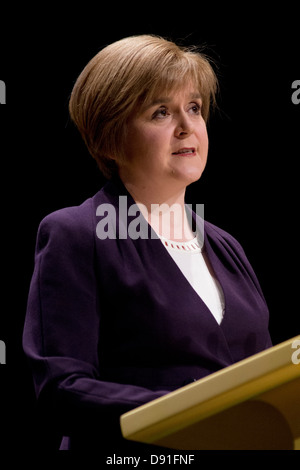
[174,113,193,139]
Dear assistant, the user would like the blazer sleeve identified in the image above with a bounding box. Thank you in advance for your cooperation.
[23,202,170,439]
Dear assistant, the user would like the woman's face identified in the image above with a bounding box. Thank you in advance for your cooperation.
[118,83,209,193]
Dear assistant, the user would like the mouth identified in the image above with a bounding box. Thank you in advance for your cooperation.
[172,147,196,156]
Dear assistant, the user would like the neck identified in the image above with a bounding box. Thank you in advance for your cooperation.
[121,178,195,242]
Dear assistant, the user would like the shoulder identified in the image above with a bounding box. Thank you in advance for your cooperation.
[203,219,268,302]
[38,182,115,234]
[204,220,246,257]
[36,187,109,252]
[205,219,239,242]
[35,179,128,252]
[38,196,94,242]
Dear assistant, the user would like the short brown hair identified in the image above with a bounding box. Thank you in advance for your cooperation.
[69,35,218,179]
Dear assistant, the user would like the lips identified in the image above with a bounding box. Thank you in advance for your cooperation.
[172,147,196,156]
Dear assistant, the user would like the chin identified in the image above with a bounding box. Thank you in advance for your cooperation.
[178,167,205,185]
[171,158,206,183]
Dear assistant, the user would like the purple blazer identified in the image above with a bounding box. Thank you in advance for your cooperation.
[23,178,272,451]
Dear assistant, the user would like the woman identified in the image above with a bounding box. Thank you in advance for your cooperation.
[23,35,272,452]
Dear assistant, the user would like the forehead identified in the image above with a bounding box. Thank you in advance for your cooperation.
[151,90,202,105]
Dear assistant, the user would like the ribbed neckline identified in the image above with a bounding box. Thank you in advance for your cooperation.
[159,235,202,253]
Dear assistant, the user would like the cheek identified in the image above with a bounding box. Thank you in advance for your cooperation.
[196,131,209,164]
[198,125,209,148]
[136,132,169,165]
[142,128,167,149]
[126,125,163,157]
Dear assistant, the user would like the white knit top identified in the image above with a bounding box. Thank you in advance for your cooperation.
[159,235,225,324]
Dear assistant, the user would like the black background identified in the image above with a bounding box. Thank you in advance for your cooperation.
[0,3,299,458]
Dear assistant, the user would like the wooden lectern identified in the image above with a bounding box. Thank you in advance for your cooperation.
[120,336,300,450]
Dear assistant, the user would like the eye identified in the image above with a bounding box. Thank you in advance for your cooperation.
[188,102,202,115]
[152,106,169,120]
